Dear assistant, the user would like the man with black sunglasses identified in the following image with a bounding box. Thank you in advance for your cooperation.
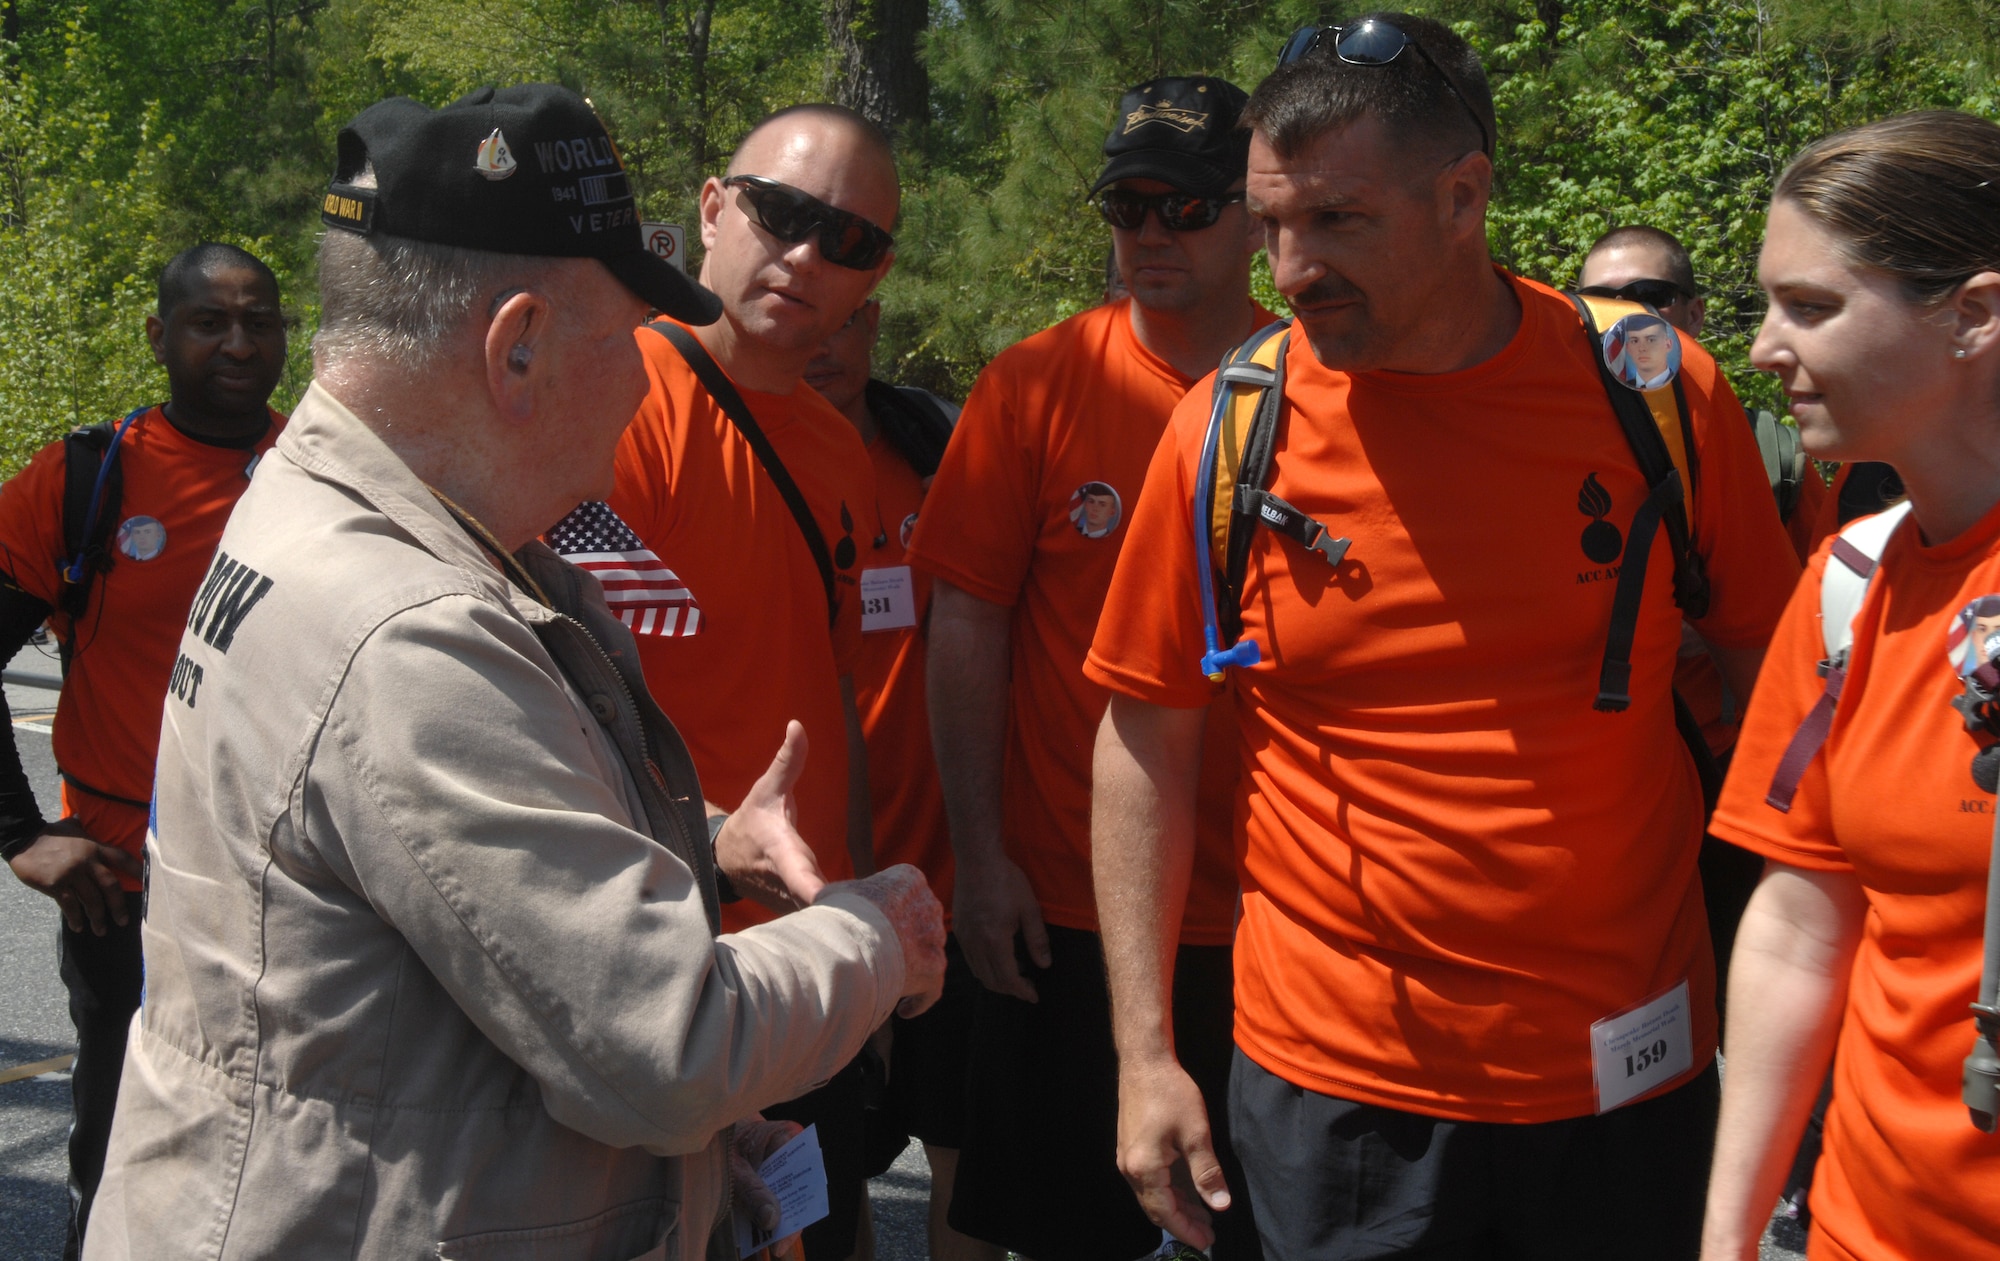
[1579,226,1708,347]
[567,101,901,1261]
[907,75,1272,1261]
[1084,16,1802,1261]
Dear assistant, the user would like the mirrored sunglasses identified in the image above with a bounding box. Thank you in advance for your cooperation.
[1577,279,1692,310]
[1095,189,1246,232]
[722,174,894,271]
[1277,19,1493,159]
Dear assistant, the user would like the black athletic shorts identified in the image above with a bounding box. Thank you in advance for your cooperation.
[1229,1049,1720,1261]
[883,932,978,1152]
[948,924,1263,1261]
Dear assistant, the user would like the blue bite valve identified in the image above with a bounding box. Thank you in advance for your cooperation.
[1201,638,1262,682]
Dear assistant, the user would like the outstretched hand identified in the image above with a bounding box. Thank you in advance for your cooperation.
[6,818,142,934]
[714,721,828,912]
[1116,1058,1232,1249]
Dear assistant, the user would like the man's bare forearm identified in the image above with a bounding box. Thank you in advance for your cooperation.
[1093,694,1206,1068]
[926,580,1013,867]
[1700,863,1865,1260]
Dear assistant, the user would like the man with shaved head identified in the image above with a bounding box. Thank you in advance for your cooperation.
[0,240,286,1260]
[553,102,900,1259]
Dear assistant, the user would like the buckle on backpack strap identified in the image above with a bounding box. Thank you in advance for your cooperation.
[1216,363,1278,390]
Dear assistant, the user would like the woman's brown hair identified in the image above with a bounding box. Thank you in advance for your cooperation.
[1775,110,2000,304]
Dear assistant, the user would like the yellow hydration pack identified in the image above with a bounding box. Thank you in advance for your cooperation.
[1191,294,1717,799]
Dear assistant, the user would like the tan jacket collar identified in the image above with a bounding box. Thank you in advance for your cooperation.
[278,382,554,624]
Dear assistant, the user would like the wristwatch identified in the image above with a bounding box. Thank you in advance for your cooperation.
[707,812,741,904]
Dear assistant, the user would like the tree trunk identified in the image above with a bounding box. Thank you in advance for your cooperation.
[823,0,928,137]
[657,0,716,173]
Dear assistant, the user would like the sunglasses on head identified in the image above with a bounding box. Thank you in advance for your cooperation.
[1277,19,1493,159]
[722,174,894,271]
[1576,279,1692,309]
[1095,189,1246,233]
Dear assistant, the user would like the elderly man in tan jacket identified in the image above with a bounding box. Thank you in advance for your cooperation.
[82,85,944,1261]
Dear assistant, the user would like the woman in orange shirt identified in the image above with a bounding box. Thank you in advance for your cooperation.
[1701,111,2000,1261]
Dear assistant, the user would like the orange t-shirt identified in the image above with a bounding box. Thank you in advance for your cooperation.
[1712,506,2000,1261]
[608,323,874,929]
[905,298,1271,946]
[1084,275,1801,1121]
[850,432,952,916]
[0,406,283,885]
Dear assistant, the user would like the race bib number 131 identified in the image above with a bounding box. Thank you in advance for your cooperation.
[860,566,917,633]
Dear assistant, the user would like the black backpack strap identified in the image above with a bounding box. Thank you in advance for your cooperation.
[647,322,837,628]
[58,420,128,630]
[865,380,957,479]
[1568,296,1710,713]
[1220,356,1289,646]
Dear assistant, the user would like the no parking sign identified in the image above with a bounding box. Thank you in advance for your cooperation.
[640,222,686,274]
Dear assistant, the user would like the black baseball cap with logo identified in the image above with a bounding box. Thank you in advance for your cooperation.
[1089,76,1251,197]
[321,83,720,325]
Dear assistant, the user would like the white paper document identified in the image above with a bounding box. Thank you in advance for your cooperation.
[735,1123,831,1257]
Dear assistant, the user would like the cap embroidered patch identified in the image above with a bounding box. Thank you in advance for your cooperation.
[321,187,375,232]
[1124,100,1210,134]
[474,128,517,180]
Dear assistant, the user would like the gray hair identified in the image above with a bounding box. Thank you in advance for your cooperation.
[313,164,553,373]
[314,231,553,373]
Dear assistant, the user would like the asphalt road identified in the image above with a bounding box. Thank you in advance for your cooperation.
[0,632,1807,1261]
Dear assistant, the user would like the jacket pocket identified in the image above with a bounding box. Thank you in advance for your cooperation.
[434,1196,678,1261]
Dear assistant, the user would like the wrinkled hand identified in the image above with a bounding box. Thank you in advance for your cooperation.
[952,854,1049,1002]
[1116,1058,1231,1249]
[715,722,828,913]
[732,1114,805,1259]
[6,819,142,935]
[824,864,945,1018]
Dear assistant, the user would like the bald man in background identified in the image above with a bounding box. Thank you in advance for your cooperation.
[552,102,899,1260]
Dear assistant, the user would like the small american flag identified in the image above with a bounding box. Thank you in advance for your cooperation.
[548,501,703,636]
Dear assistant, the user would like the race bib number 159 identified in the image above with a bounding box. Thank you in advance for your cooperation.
[1590,980,1694,1113]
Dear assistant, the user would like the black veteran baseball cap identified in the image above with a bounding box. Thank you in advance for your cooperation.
[1090,76,1251,197]
[321,83,720,325]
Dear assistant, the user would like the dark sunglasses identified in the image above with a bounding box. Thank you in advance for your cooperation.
[1577,279,1693,309]
[722,174,894,271]
[1277,19,1493,159]
[1095,189,1246,232]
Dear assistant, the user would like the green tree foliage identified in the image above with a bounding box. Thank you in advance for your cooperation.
[1460,0,1997,410]
[0,0,1989,471]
